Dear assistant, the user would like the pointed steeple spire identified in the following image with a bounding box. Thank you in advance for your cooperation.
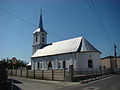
[38,9,43,29]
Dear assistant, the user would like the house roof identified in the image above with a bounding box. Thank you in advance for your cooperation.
[32,36,101,58]
[101,56,120,59]
[27,62,31,66]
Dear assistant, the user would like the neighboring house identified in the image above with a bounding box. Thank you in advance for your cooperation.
[101,56,120,71]
[31,12,101,71]
[27,62,31,69]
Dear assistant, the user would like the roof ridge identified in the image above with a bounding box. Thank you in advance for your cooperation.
[52,36,83,44]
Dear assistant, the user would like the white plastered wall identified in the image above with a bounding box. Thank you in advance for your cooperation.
[31,52,100,70]
[75,52,100,69]
[31,53,76,70]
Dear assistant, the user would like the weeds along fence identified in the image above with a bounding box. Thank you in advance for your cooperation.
[8,69,65,81]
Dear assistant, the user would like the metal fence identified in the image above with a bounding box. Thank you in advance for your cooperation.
[72,67,113,82]
[74,67,112,76]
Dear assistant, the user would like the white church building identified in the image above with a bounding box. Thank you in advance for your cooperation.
[31,12,101,70]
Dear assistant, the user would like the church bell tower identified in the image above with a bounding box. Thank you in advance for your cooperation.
[32,11,47,54]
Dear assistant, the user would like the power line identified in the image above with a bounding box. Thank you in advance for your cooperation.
[0,7,65,40]
[0,7,37,27]
[86,0,115,55]
[86,0,113,45]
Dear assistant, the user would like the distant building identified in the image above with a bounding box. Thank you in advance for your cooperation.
[101,56,120,71]
[27,62,31,69]
[31,12,101,70]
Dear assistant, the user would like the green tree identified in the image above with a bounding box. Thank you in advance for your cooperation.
[0,59,8,70]
[0,58,27,69]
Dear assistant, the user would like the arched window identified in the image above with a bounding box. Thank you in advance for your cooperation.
[48,61,52,70]
[35,37,38,42]
[42,37,44,43]
[88,59,93,68]
[37,62,39,69]
[62,61,66,69]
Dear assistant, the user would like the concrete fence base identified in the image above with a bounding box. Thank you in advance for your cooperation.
[8,69,66,81]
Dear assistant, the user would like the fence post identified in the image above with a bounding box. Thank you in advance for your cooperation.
[64,69,65,81]
[41,70,43,80]
[86,68,88,75]
[11,69,12,76]
[20,69,22,77]
[99,66,102,78]
[69,65,73,82]
[92,68,94,81]
[26,69,28,78]
[34,69,35,79]
[15,69,17,76]
[103,66,106,75]
[52,70,54,80]
[86,68,89,82]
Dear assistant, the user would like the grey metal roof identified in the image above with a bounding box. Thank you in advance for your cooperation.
[101,56,120,59]
[32,36,100,58]
[80,37,100,52]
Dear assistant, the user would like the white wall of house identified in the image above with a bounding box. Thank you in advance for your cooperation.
[31,53,76,70]
[75,52,100,69]
[31,52,100,70]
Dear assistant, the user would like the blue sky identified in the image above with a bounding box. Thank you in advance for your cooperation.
[0,0,120,62]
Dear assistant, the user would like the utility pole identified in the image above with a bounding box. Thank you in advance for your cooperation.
[114,44,117,74]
